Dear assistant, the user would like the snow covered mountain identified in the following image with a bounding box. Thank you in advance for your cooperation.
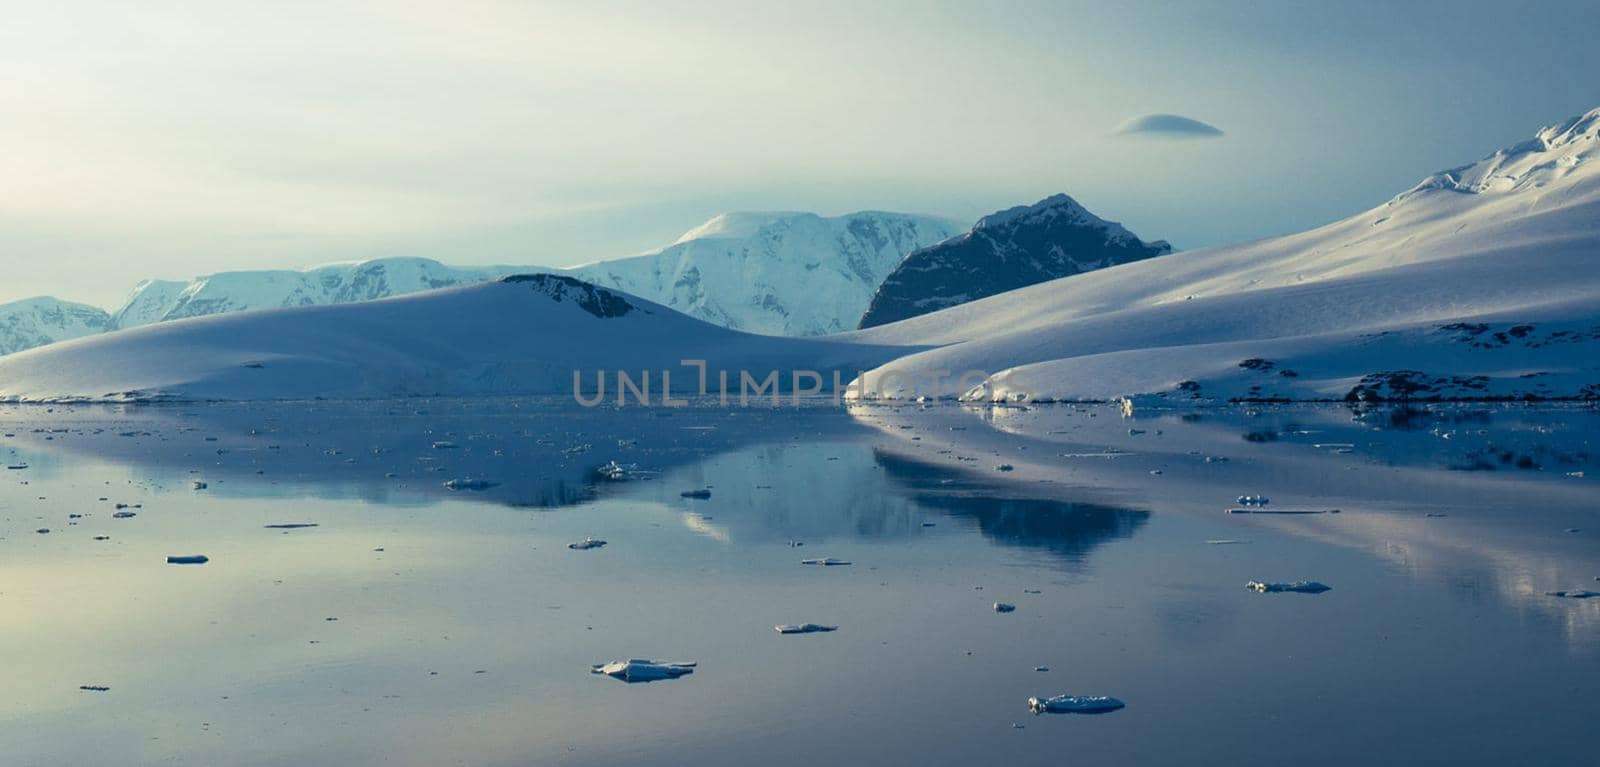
[4,106,1597,404]
[0,297,112,356]
[93,211,959,339]
[570,211,962,336]
[857,194,1170,328]
[109,258,520,329]
[852,107,1600,403]
[0,275,914,402]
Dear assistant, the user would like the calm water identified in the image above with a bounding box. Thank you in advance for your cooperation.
[1,399,1596,766]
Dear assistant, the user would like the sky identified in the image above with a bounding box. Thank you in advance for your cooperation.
[3,0,1598,308]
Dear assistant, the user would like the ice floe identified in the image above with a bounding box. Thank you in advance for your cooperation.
[1247,581,1331,594]
[442,478,498,491]
[1029,694,1126,714]
[1227,507,1339,515]
[1545,589,1599,599]
[590,659,696,683]
[775,623,837,634]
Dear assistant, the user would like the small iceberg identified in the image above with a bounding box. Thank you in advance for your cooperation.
[800,557,851,566]
[590,659,696,683]
[1247,581,1331,594]
[775,623,837,634]
[442,478,498,491]
[166,555,210,565]
[595,461,630,481]
[1029,695,1125,714]
[568,538,607,550]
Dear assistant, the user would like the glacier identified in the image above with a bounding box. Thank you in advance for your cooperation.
[852,106,1600,403]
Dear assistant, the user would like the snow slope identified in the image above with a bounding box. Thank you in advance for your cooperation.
[0,275,914,402]
[570,211,962,336]
[851,107,1600,402]
[858,194,1170,328]
[0,297,112,356]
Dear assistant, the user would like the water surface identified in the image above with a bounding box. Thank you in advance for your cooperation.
[1,399,1595,766]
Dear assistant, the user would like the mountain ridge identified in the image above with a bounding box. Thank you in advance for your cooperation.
[857,193,1171,328]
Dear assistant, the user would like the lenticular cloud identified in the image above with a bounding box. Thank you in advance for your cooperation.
[1114,113,1224,138]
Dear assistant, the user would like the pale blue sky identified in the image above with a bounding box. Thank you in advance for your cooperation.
[3,0,1597,306]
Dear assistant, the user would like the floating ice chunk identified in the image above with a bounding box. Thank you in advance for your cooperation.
[993,602,1017,613]
[775,623,837,634]
[1545,589,1600,599]
[1029,695,1125,714]
[680,488,712,499]
[166,555,210,565]
[568,538,607,550]
[442,478,498,491]
[590,659,696,683]
[1227,508,1339,515]
[800,557,851,566]
[1247,580,1331,594]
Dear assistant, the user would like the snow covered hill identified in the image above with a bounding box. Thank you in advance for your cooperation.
[0,297,112,356]
[570,211,962,336]
[0,275,914,402]
[858,195,1170,328]
[852,107,1600,403]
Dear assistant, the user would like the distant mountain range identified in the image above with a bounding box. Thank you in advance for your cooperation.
[859,194,1171,328]
[5,106,1592,402]
[0,210,962,356]
[0,297,114,358]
